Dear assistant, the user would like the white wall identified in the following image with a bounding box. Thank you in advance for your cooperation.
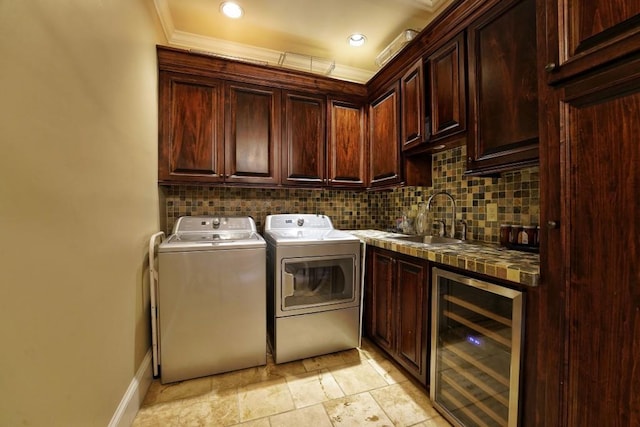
[0,0,164,425]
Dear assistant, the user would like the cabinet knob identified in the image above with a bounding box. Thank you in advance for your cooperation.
[547,220,559,229]
[544,62,557,72]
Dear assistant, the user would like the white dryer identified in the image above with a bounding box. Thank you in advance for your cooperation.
[263,214,363,364]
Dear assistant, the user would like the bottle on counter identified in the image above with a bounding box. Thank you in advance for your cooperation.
[522,226,537,246]
[416,203,427,235]
[499,224,511,246]
[510,225,522,244]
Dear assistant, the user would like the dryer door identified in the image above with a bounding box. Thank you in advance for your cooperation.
[279,255,357,315]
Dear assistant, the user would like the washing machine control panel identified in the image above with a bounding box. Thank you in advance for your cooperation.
[172,216,258,233]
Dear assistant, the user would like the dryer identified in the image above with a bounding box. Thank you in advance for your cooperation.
[263,214,363,364]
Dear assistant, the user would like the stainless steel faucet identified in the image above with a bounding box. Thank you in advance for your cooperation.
[426,191,457,239]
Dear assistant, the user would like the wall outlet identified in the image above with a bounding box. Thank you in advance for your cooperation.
[487,203,498,222]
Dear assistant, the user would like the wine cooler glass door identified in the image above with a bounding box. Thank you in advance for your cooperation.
[430,267,524,427]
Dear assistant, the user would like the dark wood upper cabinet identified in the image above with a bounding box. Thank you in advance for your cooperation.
[369,82,402,187]
[427,32,467,143]
[400,60,425,151]
[281,91,326,186]
[158,73,281,185]
[544,0,640,84]
[466,0,539,175]
[327,98,367,188]
[225,82,280,185]
[157,46,368,188]
[158,72,225,183]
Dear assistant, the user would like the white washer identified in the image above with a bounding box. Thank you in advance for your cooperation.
[263,214,363,364]
[157,216,266,384]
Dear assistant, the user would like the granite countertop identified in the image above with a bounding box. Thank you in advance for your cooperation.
[348,230,540,287]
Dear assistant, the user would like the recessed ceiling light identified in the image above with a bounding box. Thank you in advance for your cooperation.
[348,34,367,47]
[220,2,244,19]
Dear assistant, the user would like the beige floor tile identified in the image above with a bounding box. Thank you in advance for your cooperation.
[133,344,454,427]
[412,415,454,427]
[323,392,394,426]
[366,357,411,385]
[210,367,264,392]
[238,377,295,421]
[330,361,389,395]
[269,404,333,427]
[301,351,354,371]
[142,376,212,405]
[134,387,238,427]
[358,338,388,361]
[259,357,308,380]
[208,357,305,394]
[228,417,271,427]
[339,347,368,364]
[285,368,345,408]
[370,382,440,426]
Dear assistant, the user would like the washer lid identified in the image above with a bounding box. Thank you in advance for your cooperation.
[160,216,265,252]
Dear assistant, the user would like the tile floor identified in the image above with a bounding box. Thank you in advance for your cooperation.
[133,338,453,427]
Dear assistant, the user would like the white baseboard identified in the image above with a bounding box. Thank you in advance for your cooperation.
[109,349,153,427]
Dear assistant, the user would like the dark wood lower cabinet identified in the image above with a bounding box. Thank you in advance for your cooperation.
[364,247,429,385]
[367,248,395,354]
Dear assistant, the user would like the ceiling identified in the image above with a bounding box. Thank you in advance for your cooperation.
[153,0,454,83]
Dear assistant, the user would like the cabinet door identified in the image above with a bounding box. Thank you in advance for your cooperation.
[327,99,367,188]
[545,0,640,84]
[395,257,428,384]
[553,64,640,427]
[158,72,224,183]
[225,83,280,185]
[369,83,402,187]
[466,0,538,175]
[400,60,425,151]
[369,249,395,353]
[282,91,326,186]
[428,32,467,142]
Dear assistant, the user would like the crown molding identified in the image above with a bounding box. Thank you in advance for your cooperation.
[152,0,374,83]
[152,0,174,42]
[395,0,449,12]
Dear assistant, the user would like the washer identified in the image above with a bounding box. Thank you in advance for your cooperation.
[264,214,363,364]
[157,215,266,384]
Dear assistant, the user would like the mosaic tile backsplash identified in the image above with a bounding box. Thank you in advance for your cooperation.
[161,145,539,244]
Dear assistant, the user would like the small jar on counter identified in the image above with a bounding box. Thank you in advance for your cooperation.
[499,224,511,246]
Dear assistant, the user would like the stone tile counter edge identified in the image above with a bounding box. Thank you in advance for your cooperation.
[348,230,540,287]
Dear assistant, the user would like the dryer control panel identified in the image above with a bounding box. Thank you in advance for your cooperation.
[265,214,333,230]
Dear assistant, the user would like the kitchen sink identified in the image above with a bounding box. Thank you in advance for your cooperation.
[390,235,466,245]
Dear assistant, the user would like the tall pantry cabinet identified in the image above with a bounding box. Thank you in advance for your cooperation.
[536,0,640,425]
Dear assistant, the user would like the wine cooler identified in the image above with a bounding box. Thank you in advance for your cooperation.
[430,267,524,427]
